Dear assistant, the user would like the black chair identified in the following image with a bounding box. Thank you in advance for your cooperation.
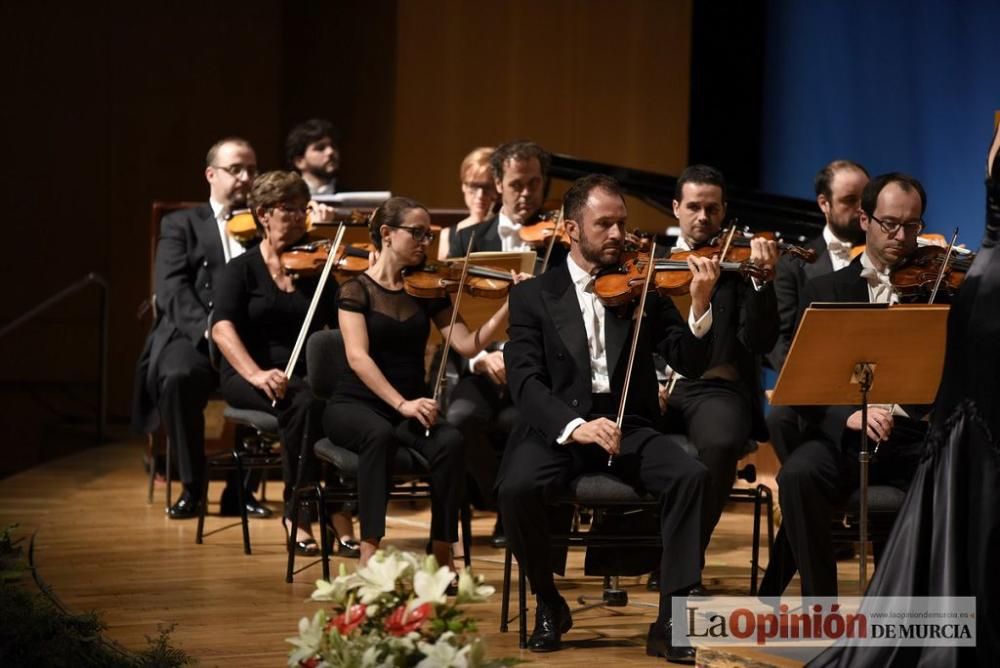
[194,313,284,554]
[499,440,774,649]
[831,484,906,565]
[284,329,472,583]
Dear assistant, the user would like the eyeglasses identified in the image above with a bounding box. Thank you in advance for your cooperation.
[870,214,925,236]
[214,163,257,178]
[385,224,435,243]
[462,181,495,193]
[272,202,309,216]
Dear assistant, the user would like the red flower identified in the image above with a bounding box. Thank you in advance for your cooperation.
[383,602,432,637]
[327,604,367,636]
[300,659,320,668]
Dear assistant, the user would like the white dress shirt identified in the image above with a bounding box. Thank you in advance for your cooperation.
[823,225,853,272]
[556,254,712,444]
[496,211,533,252]
[859,251,898,305]
[210,198,247,264]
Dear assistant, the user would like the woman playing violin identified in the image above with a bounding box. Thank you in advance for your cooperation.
[211,171,355,555]
[323,196,528,568]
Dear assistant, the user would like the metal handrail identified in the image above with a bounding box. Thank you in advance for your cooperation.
[0,272,109,444]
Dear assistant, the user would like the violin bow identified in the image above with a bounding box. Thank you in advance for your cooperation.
[426,234,477,436]
[539,206,565,275]
[719,225,738,261]
[609,240,658,467]
[927,227,960,305]
[273,221,347,407]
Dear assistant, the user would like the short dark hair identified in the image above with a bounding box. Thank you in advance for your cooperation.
[490,140,551,182]
[674,164,726,202]
[247,171,310,231]
[369,196,429,250]
[284,118,341,168]
[205,136,253,167]
[562,174,626,223]
[861,172,927,218]
[814,159,870,200]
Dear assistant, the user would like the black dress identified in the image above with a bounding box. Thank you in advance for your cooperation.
[214,246,338,515]
[321,273,466,543]
[811,143,1000,666]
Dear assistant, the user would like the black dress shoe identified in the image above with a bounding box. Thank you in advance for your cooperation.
[646,619,696,665]
[527,597,573,652]
[647,570,660,591]
[490,518,507,548]
[282,518,319,556]
[167,491,202,519]
[219,491,273,518]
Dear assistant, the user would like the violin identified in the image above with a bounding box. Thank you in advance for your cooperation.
[279,236,373,279]
[225,209,258,245]
[593,249,772,308]
[402,261,515,299]
[890,241,975,303]
[698,227,818,264]
[517,210,570,248]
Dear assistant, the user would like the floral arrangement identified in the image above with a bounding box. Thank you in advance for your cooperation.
[287,548,521,667]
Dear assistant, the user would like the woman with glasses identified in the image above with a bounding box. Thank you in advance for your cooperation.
[437,147,498,260]
[211,170,344,555]
[323,196,526,567]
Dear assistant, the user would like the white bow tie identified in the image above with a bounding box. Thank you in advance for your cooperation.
[497,217,521,240]
[827,239,852,258]
[859,266,891,287]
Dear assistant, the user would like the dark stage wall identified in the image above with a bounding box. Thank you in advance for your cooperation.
[0,0,691,475]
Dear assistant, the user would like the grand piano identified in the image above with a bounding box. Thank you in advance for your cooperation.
[549,153,825,243]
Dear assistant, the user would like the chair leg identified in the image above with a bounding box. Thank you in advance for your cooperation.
[195,468,211,544]
[762,485,775,553]
[460,503,472,568]
[286,487,302,583]
[500,545,512,633]
[165,435,173,511]
[751,486,762,595]
[316,483,331,581]
[518,558,528,649]
[146,435,156,504]
[234,451,251,555]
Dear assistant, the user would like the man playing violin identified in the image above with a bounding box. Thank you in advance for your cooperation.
[498,174,721,662]
[285,118,343,224]
[131,137,269,520]
[766,161,870,465]
[759,172,928,597]
[658,164,780,558]
[445,141,566,537]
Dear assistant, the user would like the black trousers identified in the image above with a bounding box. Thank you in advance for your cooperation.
[156,337,217,488]
[220,373,324,517]
[322,400,466,543]
[661,378,752,542]
[497,414,709,620]
[760,429,923,597]
[766,404,804,464]
[445,374,519,510]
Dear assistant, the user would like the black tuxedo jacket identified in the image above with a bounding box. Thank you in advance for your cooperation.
[793,257,927,447]
[131,204,243,432]
[698,272,780,441]
[501,262,712,450]
[768,234,832,371]
[449,213,568,273]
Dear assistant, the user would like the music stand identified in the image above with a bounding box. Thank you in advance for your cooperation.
[771,303,948,591]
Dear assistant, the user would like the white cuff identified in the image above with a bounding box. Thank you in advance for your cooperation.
[556,418,586,445]
[688,303,713,338]
[468,349,491,374]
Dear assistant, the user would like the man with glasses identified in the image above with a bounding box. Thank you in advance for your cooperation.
[132,137,270,520]
[759,173,928,597]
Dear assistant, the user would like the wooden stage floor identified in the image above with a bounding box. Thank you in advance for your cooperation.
[0,438,869,666]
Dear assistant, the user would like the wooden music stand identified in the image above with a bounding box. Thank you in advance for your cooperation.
[771,303,948,591]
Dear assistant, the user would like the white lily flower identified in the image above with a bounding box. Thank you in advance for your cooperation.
[416,632,469,668]
[355,550,411,603]
[311,571,359,603]
[411,565,454,609]
[455,569,494,604]
[286,610,325,667]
